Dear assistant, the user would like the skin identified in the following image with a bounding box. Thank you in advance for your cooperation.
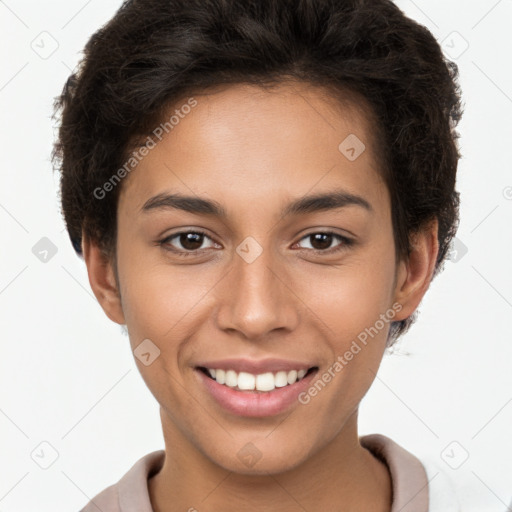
[83,81,439,512]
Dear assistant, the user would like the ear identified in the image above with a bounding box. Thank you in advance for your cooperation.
[82,234,126,325]
[392,218,439,322]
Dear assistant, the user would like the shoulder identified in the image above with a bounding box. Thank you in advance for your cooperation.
[80,483,119,512]
[360,433,461,512]
[78,450,165,512]
[418,455,461,512]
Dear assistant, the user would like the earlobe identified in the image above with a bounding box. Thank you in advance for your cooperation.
[82,234,126,325]
[392,218,439,322]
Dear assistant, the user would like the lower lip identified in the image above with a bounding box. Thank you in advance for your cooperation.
[195,367,318,417]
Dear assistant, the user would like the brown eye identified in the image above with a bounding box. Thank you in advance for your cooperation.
[160,230,217,255]
[296,232,354,253]
[178,232,205,251]
[309,233,334,250]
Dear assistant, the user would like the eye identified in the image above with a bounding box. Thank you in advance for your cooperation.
[159,229,354,258]
[295,231,354,253]
[159,230,218,256]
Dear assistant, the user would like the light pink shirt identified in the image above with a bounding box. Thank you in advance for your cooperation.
[80,434,434,511]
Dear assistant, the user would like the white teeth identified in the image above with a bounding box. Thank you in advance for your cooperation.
[256,372,275,391]
[225,370,238,387]
[237,372,256,390]
[204,367,311,391]
[215,369,225,384]
[287,370,298,384]
[274,371,288,388]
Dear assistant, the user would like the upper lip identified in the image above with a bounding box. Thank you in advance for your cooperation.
[195,358,317,374]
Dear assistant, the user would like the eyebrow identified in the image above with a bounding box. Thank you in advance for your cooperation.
[140,190,373,217]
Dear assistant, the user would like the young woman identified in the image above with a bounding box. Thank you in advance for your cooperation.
[53,0,464,510]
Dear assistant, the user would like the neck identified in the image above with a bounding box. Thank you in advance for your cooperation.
[148,408,392,512]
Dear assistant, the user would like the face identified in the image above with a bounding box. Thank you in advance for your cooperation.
[87,81,431,475]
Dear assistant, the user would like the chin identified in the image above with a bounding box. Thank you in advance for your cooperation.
[206,438,312,476]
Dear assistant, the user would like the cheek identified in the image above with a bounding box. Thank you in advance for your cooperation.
[301,250,395,399]
[306,255,396,339]
[117,252,218,349]
[115,257,202,406]
[322,257,396,403]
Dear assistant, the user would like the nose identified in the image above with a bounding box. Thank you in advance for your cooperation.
[214,242,300,340]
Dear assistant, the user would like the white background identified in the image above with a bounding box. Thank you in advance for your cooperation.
[1,1,511,510]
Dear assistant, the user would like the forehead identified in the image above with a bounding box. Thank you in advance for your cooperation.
[118,81,388,217]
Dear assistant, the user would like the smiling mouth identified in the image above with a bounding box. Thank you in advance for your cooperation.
[197,366,318,393]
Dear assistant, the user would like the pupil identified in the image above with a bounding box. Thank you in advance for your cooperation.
[311,233,332,250]
[181,232,203,250]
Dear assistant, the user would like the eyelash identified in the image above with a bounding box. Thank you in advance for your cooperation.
[158,229,354,258]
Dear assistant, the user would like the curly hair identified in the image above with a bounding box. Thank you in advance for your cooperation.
[52,0,464,345]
